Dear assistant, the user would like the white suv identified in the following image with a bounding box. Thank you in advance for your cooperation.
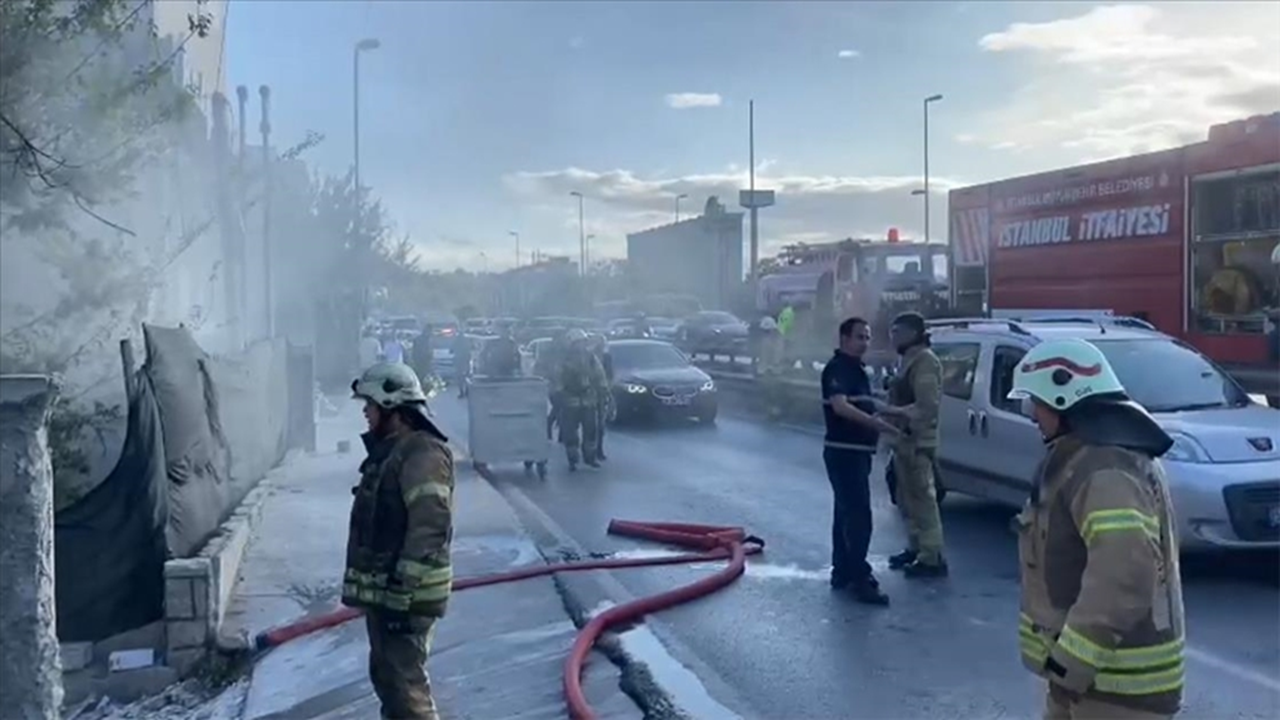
[928,317,1280,552]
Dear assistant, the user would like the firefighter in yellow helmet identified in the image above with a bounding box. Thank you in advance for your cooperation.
[1008,339,1185,720]
[346,362,454,720]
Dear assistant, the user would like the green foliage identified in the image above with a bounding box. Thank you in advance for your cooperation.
[0,0,213,232]
[48,395,123,509]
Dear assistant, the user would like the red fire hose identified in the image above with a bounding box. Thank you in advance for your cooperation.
[250,520,765,720]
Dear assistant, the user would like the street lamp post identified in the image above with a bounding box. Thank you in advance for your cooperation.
[569,191,585,276]
[923,93,943,244]
[508,230,520,269]
[353,37,380,315]
[675,193,688,223]
[353,38,380,202]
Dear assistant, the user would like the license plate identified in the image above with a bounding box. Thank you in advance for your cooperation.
[661,396,691,406]
[1268,506,1280,529]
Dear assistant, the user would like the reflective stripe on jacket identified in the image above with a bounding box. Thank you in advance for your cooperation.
[343,429,455,618]
[1017,436,1185,716]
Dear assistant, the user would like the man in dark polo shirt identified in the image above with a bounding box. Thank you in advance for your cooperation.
[822,317,900,605]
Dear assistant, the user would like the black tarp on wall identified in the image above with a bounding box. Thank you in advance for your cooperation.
[54,325,300,643]
[53,373,168,643]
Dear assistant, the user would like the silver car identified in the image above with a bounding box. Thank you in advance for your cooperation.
[928,318,1280,552]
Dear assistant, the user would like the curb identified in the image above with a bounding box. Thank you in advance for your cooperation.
[486,478,753,720]
[434,410,721,720]
[163,450,302,671]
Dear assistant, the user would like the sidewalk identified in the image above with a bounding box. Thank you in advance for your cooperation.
[224,402,642,720]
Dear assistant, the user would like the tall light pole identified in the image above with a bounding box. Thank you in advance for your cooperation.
[923,93,943,244]
[353,38,380,200]
[748,99,758,278]
[675,193,688,223]
[508,230,520,268]
[353,37,380,314]
[570,190,585,276]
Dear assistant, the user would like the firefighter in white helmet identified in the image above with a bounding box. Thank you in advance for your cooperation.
[345,362,454,720]
[1008,339,1185,720]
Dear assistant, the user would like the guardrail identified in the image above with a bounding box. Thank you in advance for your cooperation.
[697,358,1279,410]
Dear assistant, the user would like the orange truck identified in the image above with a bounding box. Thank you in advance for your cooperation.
[948,112,1280,393]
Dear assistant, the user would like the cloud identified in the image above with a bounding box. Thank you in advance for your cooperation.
[836,49,860,59]
[664,92,723,109]
[965,3,1280,159]
[569,36,584,49]
[501,166,958,260]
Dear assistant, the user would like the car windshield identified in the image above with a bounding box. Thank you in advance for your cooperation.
[1093,339,1250,412]
[610,343,689,371]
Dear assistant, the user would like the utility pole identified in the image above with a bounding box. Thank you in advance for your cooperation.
[353,38,380,316]
[923,94,943,244]
[675,193,688,223]
[259,85,273,338]
[748,99,758,279]
[570,191,585,276]
[212,92,241,349]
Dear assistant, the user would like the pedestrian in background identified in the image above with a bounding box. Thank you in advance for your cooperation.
[452,333,472,398]
[345,363,455,720]
[1007,339,1184,720]
[359,328,382,370]
[821,317,899,605]
[757,317,784,419]
[383,333,406,365]
[591,334,613,461]
[879,311,949,577]
[558,329,607,471]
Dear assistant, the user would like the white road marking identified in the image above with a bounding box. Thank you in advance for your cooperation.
[1184,647,1280,693]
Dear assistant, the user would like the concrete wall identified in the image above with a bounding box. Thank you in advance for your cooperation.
[0,375,63,719]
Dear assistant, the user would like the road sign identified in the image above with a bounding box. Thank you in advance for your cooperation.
[739,190,776,209]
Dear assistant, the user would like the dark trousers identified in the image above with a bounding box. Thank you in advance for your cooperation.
[823,447,875,583]
[365,612,438,719]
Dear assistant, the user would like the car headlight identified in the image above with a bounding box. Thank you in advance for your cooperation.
[1164,432,1211,464]
[700,380,715,392]
[624,384,647,394]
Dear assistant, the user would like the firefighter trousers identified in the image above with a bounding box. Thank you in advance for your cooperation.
[558,402,599,464]
[895,446,946,565]
[365,612,438,719]
[1044,687,1173,719]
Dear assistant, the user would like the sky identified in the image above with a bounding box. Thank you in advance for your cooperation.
[223,1,1280,271]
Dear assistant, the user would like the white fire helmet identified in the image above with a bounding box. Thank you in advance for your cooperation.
[759,317,778,331]
[351,362,430,409]
[1007,339,1125,412]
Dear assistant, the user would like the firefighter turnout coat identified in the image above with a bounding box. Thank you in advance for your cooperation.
[1017,435,1185,716]
[343,428,455,619]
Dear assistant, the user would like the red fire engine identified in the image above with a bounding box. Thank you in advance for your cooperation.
[948,112,1280,387]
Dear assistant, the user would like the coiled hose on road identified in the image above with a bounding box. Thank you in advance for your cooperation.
[250,520,766,720]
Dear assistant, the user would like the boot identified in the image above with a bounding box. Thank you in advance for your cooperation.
[888,549,918,570]
[849,576,889,606]
[902,558,949,578]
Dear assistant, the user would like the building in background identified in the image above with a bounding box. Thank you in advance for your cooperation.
[626,197,744,311]
[495,256,579,316]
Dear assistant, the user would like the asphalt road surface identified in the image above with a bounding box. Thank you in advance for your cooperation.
[432,394,1280,720]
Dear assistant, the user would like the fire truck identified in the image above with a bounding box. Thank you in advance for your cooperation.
[948,112,1280,392]
[756,230,951,364]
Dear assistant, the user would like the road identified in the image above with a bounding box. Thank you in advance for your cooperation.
[431,394,1280,720]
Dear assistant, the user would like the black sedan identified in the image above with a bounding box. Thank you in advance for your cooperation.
[676,311,749,358]
[606,339,718,424]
